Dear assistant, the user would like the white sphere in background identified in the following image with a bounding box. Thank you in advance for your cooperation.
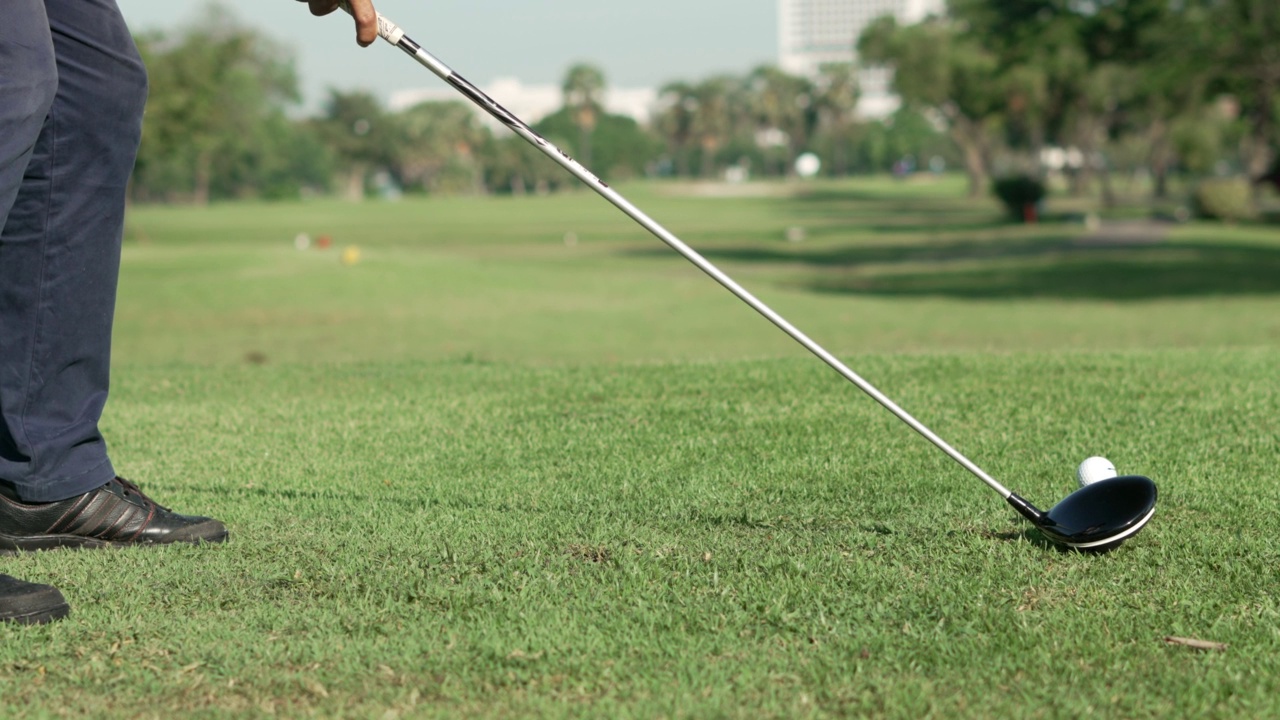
[794,153,821,179]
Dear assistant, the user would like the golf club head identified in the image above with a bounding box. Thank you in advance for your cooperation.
[1029,475,1158,552]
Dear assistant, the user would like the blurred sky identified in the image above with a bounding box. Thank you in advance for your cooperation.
[116,0,778,113]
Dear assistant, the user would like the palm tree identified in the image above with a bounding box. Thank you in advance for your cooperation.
[747,66,816,176]
[655,81,698,176]
[561,63,607,169]
[690,75,742,179]
[813,63,860,176]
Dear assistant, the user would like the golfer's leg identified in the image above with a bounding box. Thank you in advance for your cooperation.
[0,3,69,622]
[0,1,60,499]
[0,2,55,214]
[0,0,147,502]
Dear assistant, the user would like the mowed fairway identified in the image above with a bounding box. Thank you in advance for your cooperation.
[3,177,1280,718]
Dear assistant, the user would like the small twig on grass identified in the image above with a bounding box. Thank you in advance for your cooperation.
[1163,636,1228,652]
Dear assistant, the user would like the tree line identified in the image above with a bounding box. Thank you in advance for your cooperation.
[130,2,1278,204]
[861,0,1278,201]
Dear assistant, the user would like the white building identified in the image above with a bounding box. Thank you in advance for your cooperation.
[390,78,658,128]
[778,0,944,118]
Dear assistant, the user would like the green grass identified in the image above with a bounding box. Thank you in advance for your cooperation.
[4,176,1280,717]
[113,177,1280,366]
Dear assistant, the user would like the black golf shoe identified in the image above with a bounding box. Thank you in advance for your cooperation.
[0,477,228,554]
[0,574,69,625]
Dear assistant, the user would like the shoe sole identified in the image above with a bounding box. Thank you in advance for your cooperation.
[0,527,229,556]
[0,580,71,625]
[2,601,71,625]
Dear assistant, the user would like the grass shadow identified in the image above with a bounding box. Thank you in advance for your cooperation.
[625,234,1081,266]
[802,242,1280,300]
[623,235,1280,301]
[987,527,1062,551]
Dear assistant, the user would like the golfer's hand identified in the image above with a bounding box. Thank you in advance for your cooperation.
[303,0,379,47]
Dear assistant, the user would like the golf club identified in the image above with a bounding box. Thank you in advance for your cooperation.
[339,4,1157,552]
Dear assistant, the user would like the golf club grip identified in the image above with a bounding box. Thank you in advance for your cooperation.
[347,2,405,44]
[346,7,1015,500]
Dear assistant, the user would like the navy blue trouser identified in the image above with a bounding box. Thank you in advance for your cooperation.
[0,0,147,502]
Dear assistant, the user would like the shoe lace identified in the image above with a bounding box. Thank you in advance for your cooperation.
[114,476,171,512]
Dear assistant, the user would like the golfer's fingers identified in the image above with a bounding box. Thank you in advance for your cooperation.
[304,0,338,17]
[345,0,379,47]
[305,0,378,47]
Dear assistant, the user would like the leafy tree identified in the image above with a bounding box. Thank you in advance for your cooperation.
[943,0,1263,204]
[1105,0,1216,196]
[858,15,1005,196]
[210,113,334,200]
[133,3,301,203]
[311,91,396,199]
[480,132,575,195]
[953,0,1177,203]
[1202,0,1280,179]
[394,101,489,195]
[921,1,1090,179]
[853,108,954,174]
[533,108,661,182]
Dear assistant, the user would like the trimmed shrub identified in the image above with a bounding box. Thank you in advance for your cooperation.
[992,175,1047,222]
[1193,177,1257,222]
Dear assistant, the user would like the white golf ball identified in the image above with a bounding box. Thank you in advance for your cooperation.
[1077,456,1118,487]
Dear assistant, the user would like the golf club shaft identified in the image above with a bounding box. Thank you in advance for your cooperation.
[346,6,1015,500]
